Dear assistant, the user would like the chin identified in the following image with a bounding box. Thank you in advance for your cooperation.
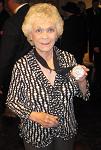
[40,46,53,52]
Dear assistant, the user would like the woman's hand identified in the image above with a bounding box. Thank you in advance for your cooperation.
[29,112,59,128]
[71,65,89,95]
[71,65,89,81]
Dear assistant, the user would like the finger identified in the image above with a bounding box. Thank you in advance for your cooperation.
[81,65,89,72]
[44,116,58,127]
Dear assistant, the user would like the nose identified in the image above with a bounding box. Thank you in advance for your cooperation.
[42,31,48,39]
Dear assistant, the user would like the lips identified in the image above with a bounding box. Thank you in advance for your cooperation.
[40,42,50,45]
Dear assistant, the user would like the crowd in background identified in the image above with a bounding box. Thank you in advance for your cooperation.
[57,0,101,87]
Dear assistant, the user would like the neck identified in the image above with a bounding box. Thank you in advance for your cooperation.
[35,49,53,62]
[39,51,54,69]
[34,47,55,71]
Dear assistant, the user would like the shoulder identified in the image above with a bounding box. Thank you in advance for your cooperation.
[1,10,10,18]
[55,46,77,67]
[12,49,33,76]
[56,47,74,59]
[15,49,33,66]
[15,4,30,20]
[3,15,17,30]
[3,13,24,33]
[3,4,29,30]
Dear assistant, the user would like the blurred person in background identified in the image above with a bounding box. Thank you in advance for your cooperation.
[87,0,101,87]
[0,0,10,115]
[77,1,87,16]
[0,0,10,41]
[0,0,32,121]
[87,0,101,62]
[60,2,88,64]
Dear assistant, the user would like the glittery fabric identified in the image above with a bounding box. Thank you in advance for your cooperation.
[6,46,90,148]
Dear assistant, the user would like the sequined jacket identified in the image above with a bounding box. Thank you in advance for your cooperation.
[6,47,90,148]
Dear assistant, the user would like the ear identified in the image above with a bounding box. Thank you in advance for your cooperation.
[27,32,34,46]
[29,32,33,41]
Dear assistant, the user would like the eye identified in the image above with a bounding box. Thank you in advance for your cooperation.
[47,28,55,33]
[35,28,43,33]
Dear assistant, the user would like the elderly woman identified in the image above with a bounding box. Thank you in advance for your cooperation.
[6,3,90,150]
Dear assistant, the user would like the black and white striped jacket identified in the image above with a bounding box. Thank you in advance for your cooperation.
[6,47,90,148]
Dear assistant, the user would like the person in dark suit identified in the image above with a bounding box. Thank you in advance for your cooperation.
[0,0,10,42]
[87,0,101,61]
[87,0,101,86]
[0,0,32,115]
[77,1,87,16]
[60,2,88,64]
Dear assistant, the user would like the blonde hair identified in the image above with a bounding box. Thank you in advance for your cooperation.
[22,3,64,45]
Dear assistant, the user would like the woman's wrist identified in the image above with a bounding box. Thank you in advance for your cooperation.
[78,79,87,95]
[29,112,37,122]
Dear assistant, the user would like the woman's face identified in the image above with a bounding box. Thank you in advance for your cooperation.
[31,19,58,54]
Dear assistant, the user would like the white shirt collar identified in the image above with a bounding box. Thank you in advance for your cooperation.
[14,3,28,13]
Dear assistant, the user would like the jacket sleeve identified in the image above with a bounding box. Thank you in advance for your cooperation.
[6,63,33,120]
